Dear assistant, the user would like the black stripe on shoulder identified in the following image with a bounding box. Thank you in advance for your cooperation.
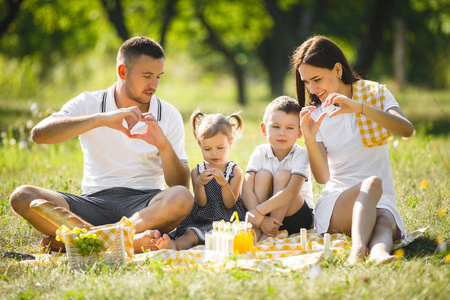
[156,96,162,121]
[101,90,107,113]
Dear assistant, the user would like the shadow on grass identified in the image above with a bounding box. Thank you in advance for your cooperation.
[402,235,439,259]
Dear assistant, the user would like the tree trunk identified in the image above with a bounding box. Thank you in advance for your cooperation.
[354,0,395,78]
[258,34,289,98]
[160,0,177,48]
[0,0,24,37]
[393,18,406,89]
[100,0,129,41]
[196,8,247,106]
[259,0,325,97]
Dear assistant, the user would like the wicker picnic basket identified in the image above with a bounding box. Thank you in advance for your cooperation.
[65,225,127,271]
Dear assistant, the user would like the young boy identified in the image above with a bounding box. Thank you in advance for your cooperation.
[242,96,314,241]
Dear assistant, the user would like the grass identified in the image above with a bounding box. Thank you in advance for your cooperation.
[0,58,449,299]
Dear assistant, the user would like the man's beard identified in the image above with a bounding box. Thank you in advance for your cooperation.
[125,84,153,105]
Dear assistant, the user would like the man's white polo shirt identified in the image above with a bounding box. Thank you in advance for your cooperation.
[246,143,314,208]
[53,84,188,194]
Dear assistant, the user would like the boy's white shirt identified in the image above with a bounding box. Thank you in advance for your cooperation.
[245,143,314,208]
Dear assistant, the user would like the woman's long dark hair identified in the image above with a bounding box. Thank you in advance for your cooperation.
[291,36,360,107]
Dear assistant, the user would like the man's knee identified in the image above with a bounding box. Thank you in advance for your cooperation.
[165,186,194,216]
[9,185,36,214]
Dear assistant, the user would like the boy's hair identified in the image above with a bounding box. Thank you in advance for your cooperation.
[117,36,165,69]
[263,96,301,123]
[190,110,244,143]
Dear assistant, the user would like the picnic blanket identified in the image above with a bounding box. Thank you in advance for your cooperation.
[19,227,427,273]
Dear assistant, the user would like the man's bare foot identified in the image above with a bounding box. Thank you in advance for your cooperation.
[368,253,399,264]
[155,234,177,250]
[40,236,65,254]
[133,229,161,253]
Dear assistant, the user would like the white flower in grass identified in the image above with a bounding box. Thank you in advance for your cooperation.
[9,138,17,146]
[307,264,321,279]
[0,132,6,139]
[30,103,38,112]
[19,140,27,149]
[26,120,34,129]
[393,140,399,148]
[437,241,447,253]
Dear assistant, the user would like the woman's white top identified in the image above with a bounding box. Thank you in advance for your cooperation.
[311,88,406,237]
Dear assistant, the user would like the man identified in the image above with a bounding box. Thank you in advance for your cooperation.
[9,36,194,253]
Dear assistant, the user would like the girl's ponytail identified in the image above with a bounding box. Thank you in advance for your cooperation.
[190,109,204,140]
[227,113,244,141]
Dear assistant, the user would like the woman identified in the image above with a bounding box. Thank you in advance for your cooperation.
[293,36,414,265]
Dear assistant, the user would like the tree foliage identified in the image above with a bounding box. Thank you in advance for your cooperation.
[0,0,448,103]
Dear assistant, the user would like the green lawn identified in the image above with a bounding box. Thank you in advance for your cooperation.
[0,69,449,298]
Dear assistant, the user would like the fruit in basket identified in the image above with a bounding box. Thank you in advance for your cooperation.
[72,228,103,257]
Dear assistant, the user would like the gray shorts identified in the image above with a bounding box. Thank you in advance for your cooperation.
[58,187,161,226]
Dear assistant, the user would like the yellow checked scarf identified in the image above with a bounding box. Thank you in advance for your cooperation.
[353,79,393,147]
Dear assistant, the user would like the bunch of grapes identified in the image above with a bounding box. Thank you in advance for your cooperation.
[72,227,103,257]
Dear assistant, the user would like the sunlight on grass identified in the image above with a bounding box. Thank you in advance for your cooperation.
[0,56,449,299]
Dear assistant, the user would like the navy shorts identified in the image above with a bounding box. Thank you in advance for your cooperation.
[279,201,314,235]
[58,187,161,226]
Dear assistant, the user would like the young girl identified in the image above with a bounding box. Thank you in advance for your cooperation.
[156,110,247,250]
[292,36,414,265]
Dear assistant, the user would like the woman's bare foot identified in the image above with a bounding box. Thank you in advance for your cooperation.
[368,252,399,264]
[344,253,361,267]
[133,229,161,253]
[155,234,177,250]
[344,245,368,266]
[40,236,65,254]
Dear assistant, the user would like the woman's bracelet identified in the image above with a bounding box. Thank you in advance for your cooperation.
[255,206,264,217]
[220,182,228,187]
[361,102,364,115]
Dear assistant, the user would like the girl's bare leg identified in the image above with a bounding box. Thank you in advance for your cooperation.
[368,208,401,264]
[328,176,382,266]
[156,230,200,251]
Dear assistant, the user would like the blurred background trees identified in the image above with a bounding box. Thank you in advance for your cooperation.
[1,0,449,105]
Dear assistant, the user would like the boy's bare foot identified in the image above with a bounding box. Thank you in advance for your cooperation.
[155,234,177,250]
[40,236,66,254]
[258,233,270,242]
[133,229,161,253]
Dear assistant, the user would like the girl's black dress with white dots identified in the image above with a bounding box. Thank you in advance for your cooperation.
[170,161,247,241]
